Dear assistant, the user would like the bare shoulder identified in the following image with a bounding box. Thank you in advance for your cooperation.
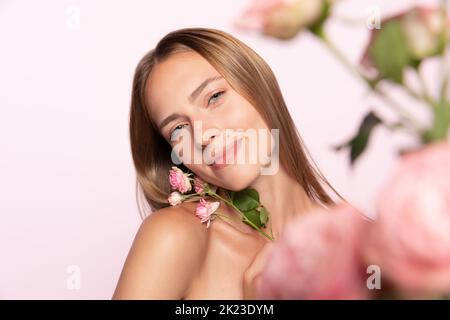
[141,203,208,245]
[113,204,208,299]
[141,204,209,255]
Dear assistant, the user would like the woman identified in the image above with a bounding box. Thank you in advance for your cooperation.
[113,27,343,299]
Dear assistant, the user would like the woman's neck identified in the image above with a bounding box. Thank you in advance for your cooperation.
[217,165,320,240]
[248,165,318,240]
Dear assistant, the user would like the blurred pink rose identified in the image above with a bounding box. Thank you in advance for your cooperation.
[400,6,450,59]
[362,6,450,73]
[235,0,330,40]
[365,142,450,296]
[257,203,372,299]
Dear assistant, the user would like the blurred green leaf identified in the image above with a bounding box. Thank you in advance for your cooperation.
[334,111,383,165]
[421,99,450,143]
[369,21,412,84]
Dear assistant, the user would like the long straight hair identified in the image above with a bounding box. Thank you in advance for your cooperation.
[129,28,344,218]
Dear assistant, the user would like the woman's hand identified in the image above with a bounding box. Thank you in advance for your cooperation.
[242,242,275,300]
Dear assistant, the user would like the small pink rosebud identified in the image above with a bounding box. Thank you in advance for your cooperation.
[195,199,220,228]
[168,166,192,194]
[194,177,205,194]
[168,191,183,206]
[194,176,218,195]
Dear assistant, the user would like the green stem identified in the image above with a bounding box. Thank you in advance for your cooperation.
[374,86,427,131]
[182,193,202,202]
[183,192,199,199]
[440,74,449,104]
[321,32,368,83]
[399,75,436,108]
[320,32,427,133]
[210,192,274,241]
[383,121,416,135]
[184,192,198,198]
[269,214,275,240]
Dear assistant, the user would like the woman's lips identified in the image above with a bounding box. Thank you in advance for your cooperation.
[209,137,243,170]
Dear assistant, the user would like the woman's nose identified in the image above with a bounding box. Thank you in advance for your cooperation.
[192,119,222,149]
[200,133,217,152]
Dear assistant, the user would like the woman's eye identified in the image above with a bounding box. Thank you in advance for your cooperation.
[169,123,189,141]
[207,91,224,106]
[168,91,224,141]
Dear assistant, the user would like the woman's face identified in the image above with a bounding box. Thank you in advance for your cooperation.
[146,50,274,191]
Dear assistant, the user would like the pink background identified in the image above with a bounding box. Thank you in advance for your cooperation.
[0,0,442,299]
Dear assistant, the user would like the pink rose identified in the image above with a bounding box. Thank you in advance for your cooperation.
[257,203,372,300]
[194,176,218,195]
[400,6,450,59]
[235,0,329,40]
[365,142,450,296]
[194,177,206,194]
[168,166,192,193]
[361,6,450,78]
[168,191,183,206]
[195,199,220,228]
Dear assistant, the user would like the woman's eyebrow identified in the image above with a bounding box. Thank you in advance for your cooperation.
[158,113,183,131]
[158,75,223,131]
[188,75,223,103]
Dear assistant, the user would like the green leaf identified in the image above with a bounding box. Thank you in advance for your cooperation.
[369,21,412,84]
[246,188,260,202]
[334,111,382,165]
[259,206,269,227]
[232,189,260,212]
[309,0,331,38]
[242,209,264,229]
[421,100,450,143]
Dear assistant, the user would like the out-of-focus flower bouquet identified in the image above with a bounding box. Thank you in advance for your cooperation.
[235,0,450,299]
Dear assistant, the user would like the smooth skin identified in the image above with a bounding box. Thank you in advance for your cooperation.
[113,50,317,299]
[113,205,209,299]
[113,200,270,299]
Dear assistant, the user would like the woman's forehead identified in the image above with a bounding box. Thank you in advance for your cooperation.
[146,51,221,119]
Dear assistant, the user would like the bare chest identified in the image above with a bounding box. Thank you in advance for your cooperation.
[183,219,266,300]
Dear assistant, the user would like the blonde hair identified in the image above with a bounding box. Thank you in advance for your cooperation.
[129,27,344,218]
